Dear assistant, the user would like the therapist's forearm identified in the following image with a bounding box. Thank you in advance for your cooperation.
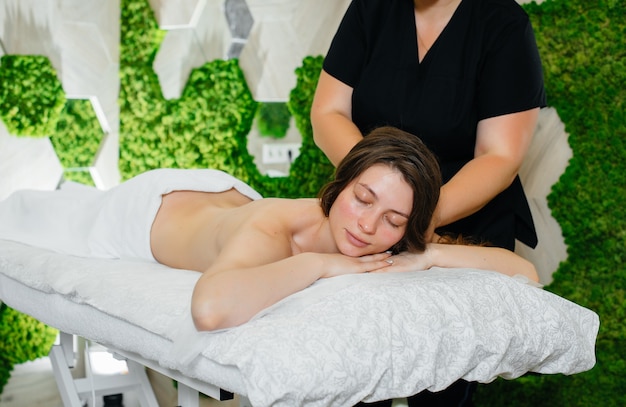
[433,108,539,230]
[311,112,363,166]
[310,70,364,166]
[435,153,519,228]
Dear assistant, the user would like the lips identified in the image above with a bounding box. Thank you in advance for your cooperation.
[345,229,369,248]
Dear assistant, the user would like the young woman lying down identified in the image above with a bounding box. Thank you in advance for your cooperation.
[0,126,537,332]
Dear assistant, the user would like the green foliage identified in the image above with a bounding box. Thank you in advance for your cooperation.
[52,99,104,185]
[119,0,259,180]
[474,1,626,405]
[284,56,335,197]
[248,56,335,198]
[0,56,99,185]
[118,0,333,200]
[120,58,259,178]
[0,55,66,136]
[255,102,291,138]
[0,304,58,394]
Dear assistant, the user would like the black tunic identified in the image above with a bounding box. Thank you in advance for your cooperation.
[323,0,547,249]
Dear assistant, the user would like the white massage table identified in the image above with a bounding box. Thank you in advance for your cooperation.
[0,239,599,407]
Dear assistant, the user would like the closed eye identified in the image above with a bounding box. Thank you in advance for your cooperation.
[385,213,406,228]
[354,184,373,206]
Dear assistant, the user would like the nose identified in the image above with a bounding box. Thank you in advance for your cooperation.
[358,213,377,234]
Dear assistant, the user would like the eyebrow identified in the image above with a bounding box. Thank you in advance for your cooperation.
[358,183,410,219]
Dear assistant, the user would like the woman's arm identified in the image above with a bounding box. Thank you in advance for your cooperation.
[310,70,363,166]
[387,243,539,283]
[191,233,393,331]
[430,108,540,230]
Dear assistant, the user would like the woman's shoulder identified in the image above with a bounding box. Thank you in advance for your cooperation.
[256,197,320,216]
[350,0,406,10]
[236,198,323,243]
[475,0,531,24]
[246,197,320,218]
[344,0,410,23]
[466,0,533,49]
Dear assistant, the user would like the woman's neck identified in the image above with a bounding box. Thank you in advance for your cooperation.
[413,0,462,61]
[413,0,461,13]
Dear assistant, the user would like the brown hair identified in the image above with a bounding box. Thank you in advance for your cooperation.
[319,126,442,253]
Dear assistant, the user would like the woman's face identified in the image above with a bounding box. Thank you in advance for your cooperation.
[329,164,413,257]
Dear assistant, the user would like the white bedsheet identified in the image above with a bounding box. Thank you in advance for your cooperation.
[0,239,599,406]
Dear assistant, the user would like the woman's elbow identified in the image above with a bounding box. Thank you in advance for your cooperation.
[191,297,237,332]
[192,305,222,332]
[529,268,540,284]
[191,282,235,331]
[523,260,540,283]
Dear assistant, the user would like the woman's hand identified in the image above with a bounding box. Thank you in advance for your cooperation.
[372,250,434,274]
[320,251,394,278]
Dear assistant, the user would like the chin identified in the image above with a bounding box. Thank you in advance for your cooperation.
[340,244,380,258]
[337,244,366,258]
[338,248,361,258]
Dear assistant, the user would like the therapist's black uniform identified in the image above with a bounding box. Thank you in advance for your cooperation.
[322,0,547,405]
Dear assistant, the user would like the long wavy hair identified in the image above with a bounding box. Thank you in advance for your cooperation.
[319,126,442,253]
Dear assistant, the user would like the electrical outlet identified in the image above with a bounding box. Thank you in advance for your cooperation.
[262,143,301,164]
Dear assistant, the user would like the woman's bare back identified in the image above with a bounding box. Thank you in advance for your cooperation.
[150,188,255,271]
[150,188,326,272]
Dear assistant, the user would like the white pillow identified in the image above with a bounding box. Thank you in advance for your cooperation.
[201,268,599,406]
